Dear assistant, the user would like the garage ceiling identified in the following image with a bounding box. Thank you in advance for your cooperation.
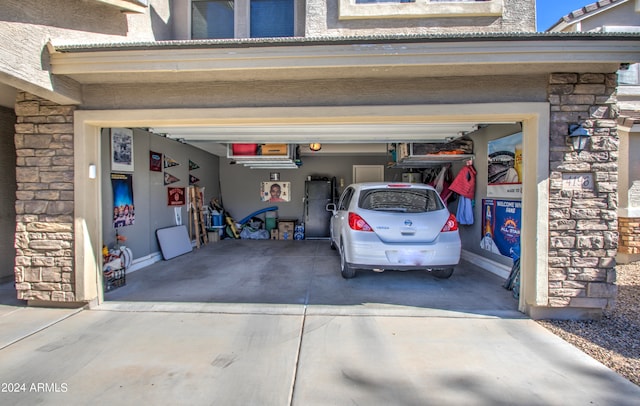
[149,122,483,157]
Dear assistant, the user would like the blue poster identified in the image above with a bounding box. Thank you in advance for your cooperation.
[111,173,135,228]
[480,199,521,259]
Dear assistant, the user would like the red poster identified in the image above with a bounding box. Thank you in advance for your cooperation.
[168,187,185,206]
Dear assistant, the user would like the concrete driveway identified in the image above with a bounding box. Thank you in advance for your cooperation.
[1,240,639,405]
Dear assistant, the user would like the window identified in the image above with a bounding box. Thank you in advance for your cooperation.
[250,0,294,38]
[191,0,295,39]
[359,189,444,213]
[338,188,355,211]
[192,0,235,39]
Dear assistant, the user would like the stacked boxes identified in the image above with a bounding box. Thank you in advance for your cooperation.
[277,219,296,240]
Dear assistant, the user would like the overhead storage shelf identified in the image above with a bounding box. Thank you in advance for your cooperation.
[390,141,474,168]
[227,144,299,169]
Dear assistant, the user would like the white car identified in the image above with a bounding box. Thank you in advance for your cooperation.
[326,182,461,279]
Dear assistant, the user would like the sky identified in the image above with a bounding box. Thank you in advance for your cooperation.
[536,0,596,31]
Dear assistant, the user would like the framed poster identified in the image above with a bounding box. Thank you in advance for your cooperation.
[111,128,134,172]
[261,182,290,202]
[487,132,522,198]
[150,151,162,172]
[168,187,186,206]
[480,199,521,259]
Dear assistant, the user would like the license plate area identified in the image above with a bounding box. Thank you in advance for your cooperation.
[385,250,434,265]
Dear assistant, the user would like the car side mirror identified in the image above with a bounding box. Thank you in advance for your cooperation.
[326,203,336,213]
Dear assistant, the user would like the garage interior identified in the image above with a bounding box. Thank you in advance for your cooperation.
[99,118,525,312]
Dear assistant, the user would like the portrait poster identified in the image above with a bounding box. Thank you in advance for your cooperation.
[168,187,186,206]
[480,199,521,260]
[150,151,162,172]
[111,173,135,228]
[111,128,134,172]
[261,181,290,202]
[487,132,522,198]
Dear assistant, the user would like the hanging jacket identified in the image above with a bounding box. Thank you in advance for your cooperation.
[448,165,476,199]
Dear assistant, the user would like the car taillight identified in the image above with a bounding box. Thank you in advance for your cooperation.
[441,213,458,232]
[348,212,373,232]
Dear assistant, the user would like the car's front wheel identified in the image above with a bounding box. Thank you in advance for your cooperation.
[431,268,454,279]
[340,241,356,279]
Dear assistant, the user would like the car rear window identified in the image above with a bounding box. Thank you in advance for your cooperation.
[358,188,444,213]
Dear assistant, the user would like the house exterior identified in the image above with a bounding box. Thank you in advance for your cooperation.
[547,0,640,265]
[1,0,639,319]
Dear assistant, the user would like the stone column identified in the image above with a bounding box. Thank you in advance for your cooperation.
[547,73,619,316]
[14,92,76,303]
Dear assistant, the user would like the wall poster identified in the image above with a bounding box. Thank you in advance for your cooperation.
[168,187,186,206]
[261,182,290,202]
[111,128,134,172]
[112,173,135,228]
[150,151,163,172]
[480,199,521,260]
[487,132,522,198]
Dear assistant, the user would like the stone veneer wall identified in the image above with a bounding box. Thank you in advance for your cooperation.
[547,73,619,313]
[14,92,76,303]
[619,217,640,256]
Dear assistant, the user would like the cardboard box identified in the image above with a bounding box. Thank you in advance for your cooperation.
[261,144,288,155]
[278,220,295,240]
[270,229,279,240]
[208,231,220,243]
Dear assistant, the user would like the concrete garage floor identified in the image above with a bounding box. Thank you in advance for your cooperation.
[2,240,640,404]
[104,239,519,316]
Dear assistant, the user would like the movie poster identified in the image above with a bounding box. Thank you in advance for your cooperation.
[112,173,135,228]
[487,132,522,198]
[480,199,521,259]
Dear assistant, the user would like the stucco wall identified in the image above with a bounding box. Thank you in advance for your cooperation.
[305,0,535,36]
[578,2,640,32]
[79,75,549,110]
[0,106,17,282]
[0,0,170,103]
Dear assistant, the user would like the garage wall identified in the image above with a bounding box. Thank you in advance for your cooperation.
[0,106,16,282]
[101,129,220,261]
[219,154,403,223]
[457,124,524,268]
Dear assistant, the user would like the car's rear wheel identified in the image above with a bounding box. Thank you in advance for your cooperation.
[432,268,454,279]
[340,241,356,279]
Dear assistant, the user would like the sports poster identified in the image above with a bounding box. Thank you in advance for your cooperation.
[481,199,521,259]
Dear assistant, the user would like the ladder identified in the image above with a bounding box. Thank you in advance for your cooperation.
[189,186,208,248]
